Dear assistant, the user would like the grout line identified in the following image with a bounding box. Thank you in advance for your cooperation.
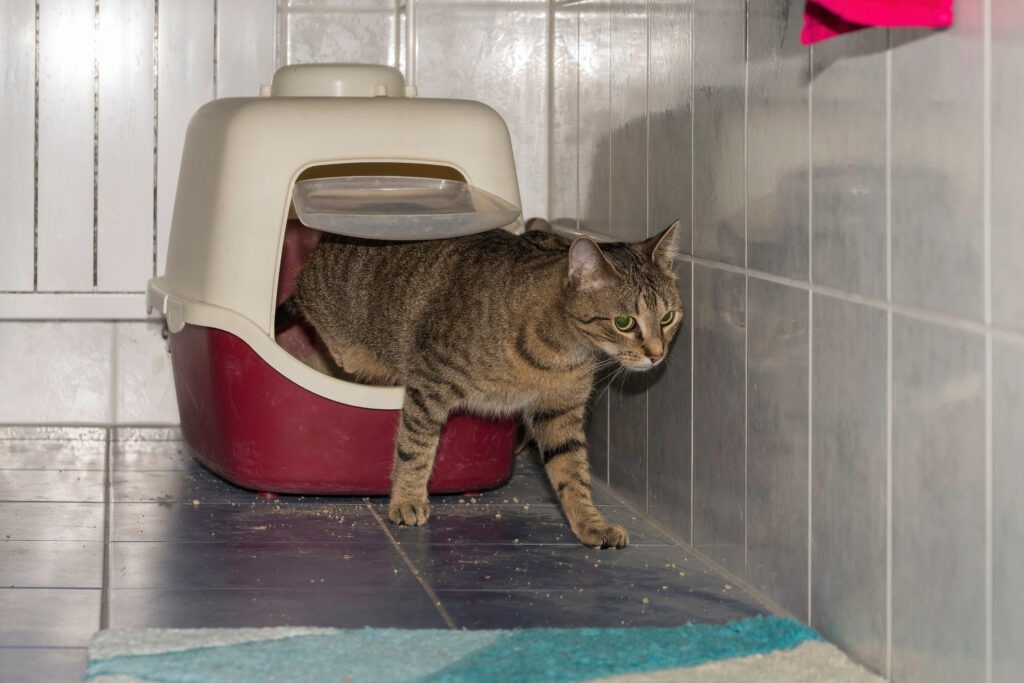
[644,0,650,515]
[675,253,1024,345]
[689,0,695,259]
[213,0,219,99]
[545,0,554,221]
[406,0,417,88]
[93,0,100,290]
[110,322,119,424]
[885,34,893,678]
[0,646,91,650]
[574,0,580,231]
[0,422,181,430]
[983,0,992,329]
[604,0,611,484]
[152,0,159,279]
[886,307,893,680]
[743,272,748,584]
[885,31,892,305]
[0,289,147,295]
[743,0,749,271]
[688,0,695,547]
[278,0,287,68]
[807,290,813,624]
[982,3,993,681]
[985,333,993,683]
[806,41,814,626]
[742,0,749,585]
[284,2,542,13]
[880,34,888,675]
[99,427,112,629]
[33,0,39,292]
[689,263,694,547]
[366,504,457,630]
[808,43,813,286]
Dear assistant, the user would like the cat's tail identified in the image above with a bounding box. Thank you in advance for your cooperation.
[274,296,304,331]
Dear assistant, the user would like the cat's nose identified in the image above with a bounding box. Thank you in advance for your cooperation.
[646,353,663,364]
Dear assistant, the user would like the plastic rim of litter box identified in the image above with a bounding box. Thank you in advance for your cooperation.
[292,175,522,240]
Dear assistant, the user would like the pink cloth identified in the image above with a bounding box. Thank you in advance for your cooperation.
[802,0,954,44]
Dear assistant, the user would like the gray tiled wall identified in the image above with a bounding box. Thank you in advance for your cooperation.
[552,0,1024,679]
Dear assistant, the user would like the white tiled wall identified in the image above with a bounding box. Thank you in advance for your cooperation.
[553,1,1024,680]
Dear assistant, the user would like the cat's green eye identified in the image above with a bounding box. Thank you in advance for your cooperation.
[614,315,636,332]
[660,311,675,326]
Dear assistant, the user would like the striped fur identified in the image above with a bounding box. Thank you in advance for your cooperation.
[293,221,683,548]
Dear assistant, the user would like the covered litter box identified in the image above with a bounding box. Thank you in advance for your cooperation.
[147,64,522,495]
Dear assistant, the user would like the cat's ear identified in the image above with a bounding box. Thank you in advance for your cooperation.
[639,220,680,270]
[569,237,618,291]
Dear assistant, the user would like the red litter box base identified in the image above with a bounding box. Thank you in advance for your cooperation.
[169,324,517,496]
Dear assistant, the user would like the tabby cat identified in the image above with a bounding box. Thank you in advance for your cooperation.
[291,219,683,548]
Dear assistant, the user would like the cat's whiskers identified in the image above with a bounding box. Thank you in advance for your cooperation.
[574,355,619,379]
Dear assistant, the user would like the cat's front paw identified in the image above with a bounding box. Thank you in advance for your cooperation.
[388,499,430,526]
[575,522,630,549]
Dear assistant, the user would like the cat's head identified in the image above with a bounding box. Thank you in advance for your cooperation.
[564,222,683,371]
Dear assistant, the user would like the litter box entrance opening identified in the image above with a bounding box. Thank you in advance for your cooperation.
[274,162,471,383]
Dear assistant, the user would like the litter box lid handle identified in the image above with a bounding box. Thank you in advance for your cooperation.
[268,64,408,99]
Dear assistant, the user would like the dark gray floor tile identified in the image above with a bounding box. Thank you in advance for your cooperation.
[0,428,776,640]
[429,471,622,508]
[402,543,760,600]
[111,502,386,544]
[0,471,105,503]
[112,470,381,506]
[439,586,767,629]
[1,541,103,588]
[0,647,88,683]
[1,503,104,541]
[0,589,100,646]
[107,588,448,629]
[386,504,672,546]
[108,541,417,590]
[432,471,559,506]
[110,460,617,509]
[0,427,106,471]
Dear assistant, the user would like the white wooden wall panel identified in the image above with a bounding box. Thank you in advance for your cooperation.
[37,0,96,291]
[97,0,155,292]
[0,293,149,319]
[0,0,36,292]
[217,0,276,98]
[156,0,214,276]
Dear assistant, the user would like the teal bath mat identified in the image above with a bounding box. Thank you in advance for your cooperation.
[87,615,882,682]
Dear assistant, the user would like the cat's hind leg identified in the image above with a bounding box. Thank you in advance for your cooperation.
[527,400,629,549]
[387,386,449,526]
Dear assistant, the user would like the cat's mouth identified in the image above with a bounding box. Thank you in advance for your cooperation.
[623,357,661,372]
